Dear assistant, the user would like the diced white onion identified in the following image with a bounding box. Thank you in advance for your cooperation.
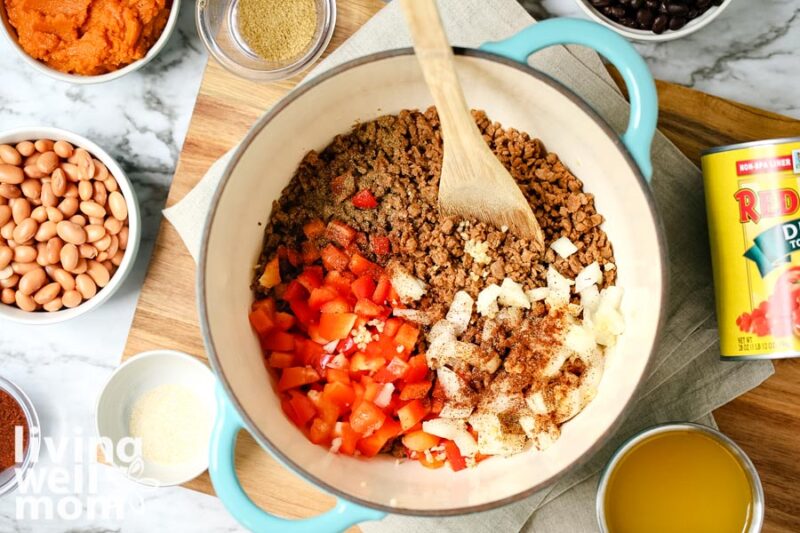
[476,283,502,317]
[392,308,433,325]
[498,278,530,309]
[446,291,474,333]
[374,383,395,408]
[526,287,549,302]
[574,261,602,293]
[550,236,578,259]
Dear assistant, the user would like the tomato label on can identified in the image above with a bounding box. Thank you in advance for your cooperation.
[702,138,800,359]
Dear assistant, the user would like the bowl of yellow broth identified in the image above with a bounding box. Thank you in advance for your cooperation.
[597,423,764,533]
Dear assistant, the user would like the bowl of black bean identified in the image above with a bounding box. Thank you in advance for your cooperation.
[576,0,732,41]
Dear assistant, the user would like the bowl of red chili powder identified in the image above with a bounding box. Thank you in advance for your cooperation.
[0,377,39,496]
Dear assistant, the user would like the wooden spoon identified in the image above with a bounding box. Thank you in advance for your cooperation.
[400,0,544,250]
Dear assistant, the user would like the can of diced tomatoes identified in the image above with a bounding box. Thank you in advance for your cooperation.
[702,137,800,360]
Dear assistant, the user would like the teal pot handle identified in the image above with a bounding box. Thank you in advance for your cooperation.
[480,18,658,181]
[209,384,386,532]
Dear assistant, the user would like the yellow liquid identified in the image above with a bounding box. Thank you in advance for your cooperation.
[604,430,754,533]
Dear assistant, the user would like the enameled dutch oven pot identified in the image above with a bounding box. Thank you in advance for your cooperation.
[199,18,665,532]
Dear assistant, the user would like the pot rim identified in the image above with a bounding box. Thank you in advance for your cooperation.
[196,46,669,516]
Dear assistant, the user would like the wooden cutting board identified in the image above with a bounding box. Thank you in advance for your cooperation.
[121,1,800,530]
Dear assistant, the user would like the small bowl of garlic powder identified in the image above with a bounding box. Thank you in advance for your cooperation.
[96,350,216,486]
[196,0,337,81]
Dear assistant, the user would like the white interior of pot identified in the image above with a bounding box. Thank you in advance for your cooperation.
[201,53,663,512]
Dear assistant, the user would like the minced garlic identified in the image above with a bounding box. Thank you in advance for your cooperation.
[464,239,492,265]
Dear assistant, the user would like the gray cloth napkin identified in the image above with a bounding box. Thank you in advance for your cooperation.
[163,0,774,530]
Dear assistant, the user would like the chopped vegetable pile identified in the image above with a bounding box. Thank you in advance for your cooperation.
[248,218,475,470]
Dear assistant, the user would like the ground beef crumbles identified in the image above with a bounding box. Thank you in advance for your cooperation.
[250,107,622,467]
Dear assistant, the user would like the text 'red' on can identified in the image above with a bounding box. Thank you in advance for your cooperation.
[702,137,800,360]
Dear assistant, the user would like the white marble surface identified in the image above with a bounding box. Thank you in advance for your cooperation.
[0,0,796,531]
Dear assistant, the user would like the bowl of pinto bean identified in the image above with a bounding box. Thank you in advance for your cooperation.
[0,127,141,324]
[576,0,733,42]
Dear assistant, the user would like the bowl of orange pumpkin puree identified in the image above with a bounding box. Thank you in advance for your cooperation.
[0,0,178,83]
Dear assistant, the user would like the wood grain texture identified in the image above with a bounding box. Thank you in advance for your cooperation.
[122,3,799,530]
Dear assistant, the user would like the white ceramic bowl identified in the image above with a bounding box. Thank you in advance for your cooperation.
[0,127,141,325]
[0,0,181,84]
[575,0,733,42]
[199,43,665,520]
[95,350,217,487]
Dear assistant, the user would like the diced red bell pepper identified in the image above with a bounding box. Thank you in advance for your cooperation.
[288,391,317,426]
[326,220,357,247]
[349,400,386,434]
[394,323,419,353]
[303,219,326,240]
[309,417,333,445]
[289,299,319,327]
[430,379,446,414]
[258,257,281,289]
[361,377,381,402]
[251,298,276,316]
[402,430,440,452]
[282,279,310,302]
[281,397,300,427]
[405,355,429,383]
[443,440,467,471]
[399,380,432,401]
[373,357,410,383]
[418,453,446,469]
[274,312,296,331]
[261,330,295,352]
[397,399,430,431]
[354,298,384,318]
[278,245,302,267]
[301,241,320,264]
[351,275,376,300]
[296,266,324,291]
[335,422,362,456]
[321,244,350,272]
[370,235,391,256]
[325,367,351,384]
[350,352,385,374]
[364,335,394,360]
[268,351,295,368]
[297,338,325,369]
[349,253,381,279]
[316,396,341,426]
[336,337,357,355]
[372,277,392,304]
[320,297,351,314]
[249,308,276,337]
[277,366,320,391]
[356,418,401,458]
[383,317,402,337]
[307,323,329,345]
[351,189,378,209]
[309,286,339,309]
[324,270,355,296]
[318,312,357,341]
[323,381,356,410]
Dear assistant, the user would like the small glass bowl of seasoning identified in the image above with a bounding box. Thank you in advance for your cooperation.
[597,423,764,533]
[196,0,336,81]
[0,376,40,496]
[575,0,733,42]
